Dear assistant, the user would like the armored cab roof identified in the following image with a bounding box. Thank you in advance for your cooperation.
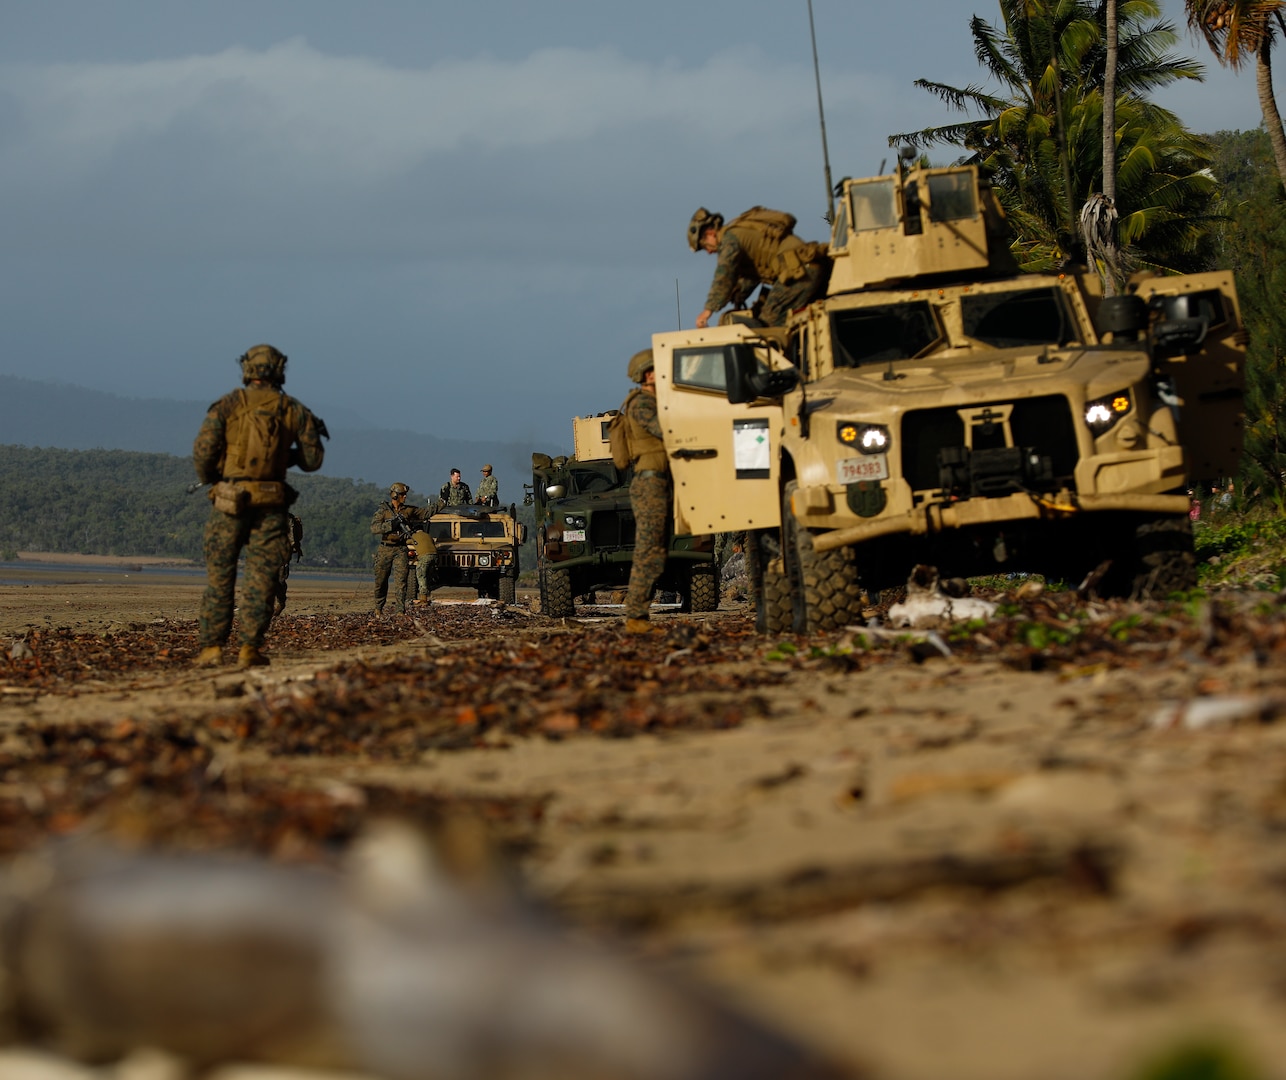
[826,163,1018,295]
[572,412,617,462]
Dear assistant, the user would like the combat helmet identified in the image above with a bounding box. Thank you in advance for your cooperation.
[628,348,654,384]
[687,208,723,251]
[389,482,409,498]
[239,344,287,386]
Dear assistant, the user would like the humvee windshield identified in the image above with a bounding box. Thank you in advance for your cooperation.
[428,520,509,541]
[459,521,508,539]
[569,467,619,494]
[961,287,1074,347]
[832,301,942,367]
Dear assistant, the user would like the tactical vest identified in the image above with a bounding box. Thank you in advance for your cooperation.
[724,207,798,283]
[622,389,668,474]
[222,387,291,482]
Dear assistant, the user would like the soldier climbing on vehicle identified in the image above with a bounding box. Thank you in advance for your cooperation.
[689,206,831,329]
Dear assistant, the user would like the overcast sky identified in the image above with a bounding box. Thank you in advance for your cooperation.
[0,0,1265,452]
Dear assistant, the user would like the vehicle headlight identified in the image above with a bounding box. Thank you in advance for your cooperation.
[477,554,492,567]
[838,422,890,455]
[1084,390,1132,433]
[563,514,586,528]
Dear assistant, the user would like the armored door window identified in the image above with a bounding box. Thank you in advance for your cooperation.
[849,179,897,232]
[1153,289,1227,330]
[673,347,730,391]
[926,172,977,222]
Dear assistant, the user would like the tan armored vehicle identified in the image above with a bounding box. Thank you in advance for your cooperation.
[415,504,525,604]
[656,159,1245,632]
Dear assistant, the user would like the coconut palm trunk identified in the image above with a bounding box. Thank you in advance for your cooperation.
[1256,32,1286,182]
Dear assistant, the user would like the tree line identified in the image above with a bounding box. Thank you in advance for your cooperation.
[0,445,400,568]
[0,444,540,570]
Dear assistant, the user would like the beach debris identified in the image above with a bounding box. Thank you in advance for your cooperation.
[886,566,997,628]
[3,823,849,1080]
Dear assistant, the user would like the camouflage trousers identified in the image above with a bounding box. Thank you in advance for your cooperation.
[373,544,410,614]
[625,473,670,620]
[198,506,291,650]
[760,260,828,327]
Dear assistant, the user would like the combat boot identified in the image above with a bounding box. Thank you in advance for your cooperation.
[237,645,270,669]
[194,646,224,668]
[623,618,661,636]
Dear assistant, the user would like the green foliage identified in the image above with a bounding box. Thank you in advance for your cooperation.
[0,444,389,568]
[1193,506,1286,590]
[891,0,1216,273]
[1207,129,1286,502]
[1128,1035,1262,1080]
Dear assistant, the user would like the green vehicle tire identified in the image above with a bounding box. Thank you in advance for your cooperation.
[683,563,720,613]
[541,566,574,617]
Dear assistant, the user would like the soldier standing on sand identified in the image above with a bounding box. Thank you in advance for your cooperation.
[193,345,326,669]
[688,206,830,329]
[475,464,499,507]
[440,468,471,507]
[619,349,670,635]
[371,483,434,616]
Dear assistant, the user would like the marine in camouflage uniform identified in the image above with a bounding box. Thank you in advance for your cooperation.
[475,464,499,507]
[271,513,305,620]
[371,483,435,615]
[689,206,830,329]
[193,345,326,669]
[620,349,670,634]
[440,469,472,506]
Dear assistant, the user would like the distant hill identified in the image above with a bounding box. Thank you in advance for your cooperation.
[0,375,552,500]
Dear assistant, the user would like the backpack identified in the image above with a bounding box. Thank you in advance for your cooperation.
[607,402,633,471]
[726,206,797,244]
[224,387,290,480]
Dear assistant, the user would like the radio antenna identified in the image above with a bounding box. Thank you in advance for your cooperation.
[807,0,835,224]
[675,278,682,328]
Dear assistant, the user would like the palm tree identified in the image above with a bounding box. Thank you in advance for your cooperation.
[890,0,1211,273]
[1091,0,1121,295]
[1185,0,1286,185]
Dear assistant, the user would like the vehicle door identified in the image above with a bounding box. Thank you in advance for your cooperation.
[653,325,786,535]
[1132,271,1246,483]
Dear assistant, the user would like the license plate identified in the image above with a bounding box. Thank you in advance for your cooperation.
[563,529,586,542]
[837,454,889,484]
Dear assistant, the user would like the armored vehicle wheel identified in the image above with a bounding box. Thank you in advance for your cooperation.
[746,528,793,635]
[787,482,864,633]
[499,573,516,605]
[681,563,720,613]
[540,566,575,617]
[761,557,796,634]
[1111,515,1197,600]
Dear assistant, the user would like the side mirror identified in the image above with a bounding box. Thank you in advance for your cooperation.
[545,484,566,499]
[517,523,528,544]
[724,344,799,405]
[1152,317,1208,357]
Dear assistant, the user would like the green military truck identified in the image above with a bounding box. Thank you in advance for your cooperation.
[415,503,525,604]
[655,156,1245,633]
[530,413,719,618]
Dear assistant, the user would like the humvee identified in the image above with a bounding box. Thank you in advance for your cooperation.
[416,504,525,604]
[656,158,1245,633]
[530,413,719,617]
